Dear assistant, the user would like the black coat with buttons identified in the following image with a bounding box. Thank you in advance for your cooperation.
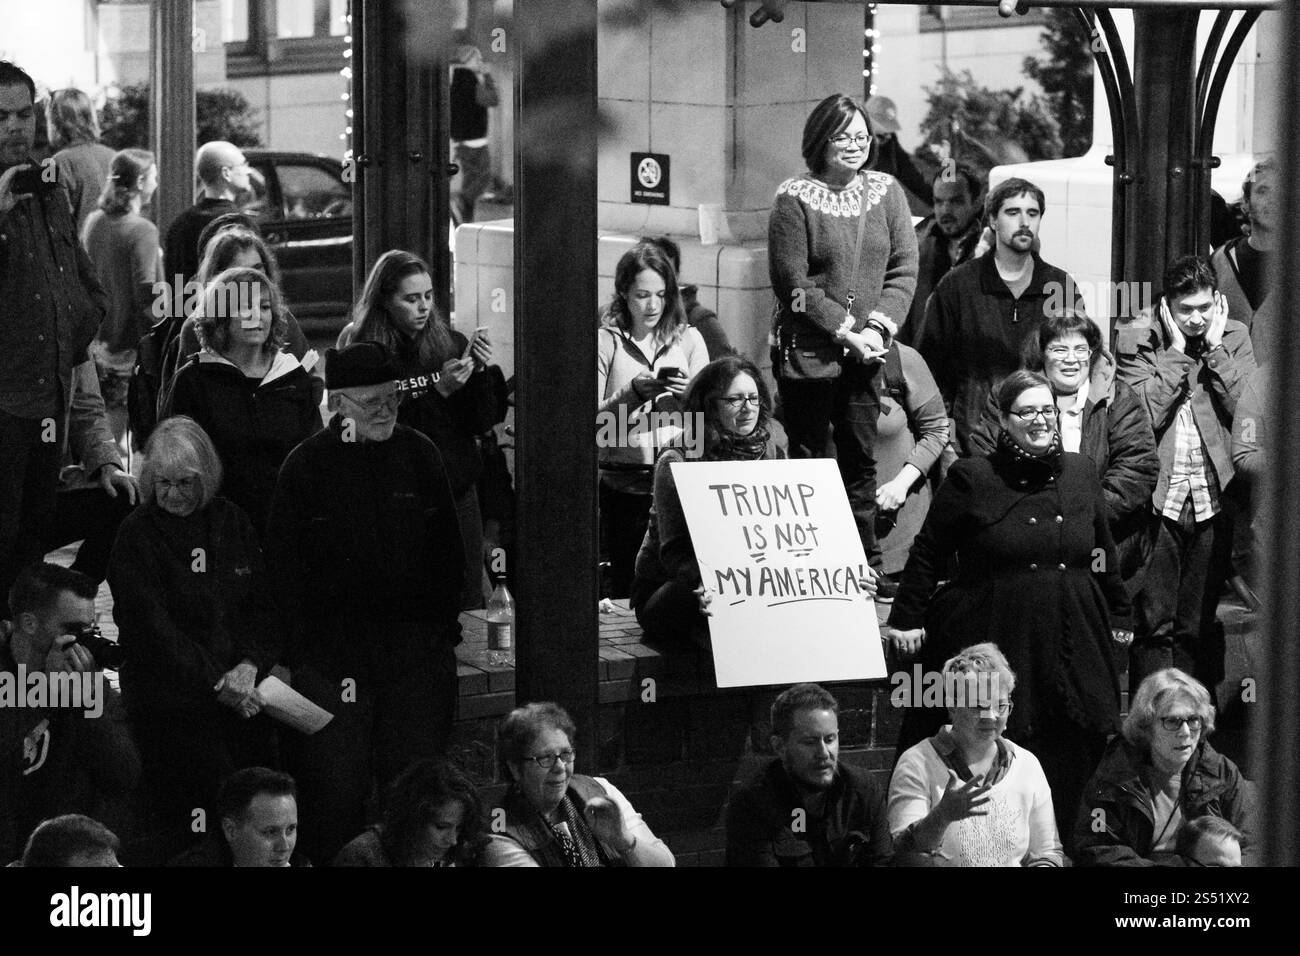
[889,443,1129,738]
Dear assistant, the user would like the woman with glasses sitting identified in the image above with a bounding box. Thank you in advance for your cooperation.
[1074,668,1255,866]
[966,311,1159,592]
[481,702,675,867]
[107,415,282,862]
[162,267,322,538]
[884,370,1133,851]
[888,643,1063,866]
[629,356,800,648]
[768,93,918,582]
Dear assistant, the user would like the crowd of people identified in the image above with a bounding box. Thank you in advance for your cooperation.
[0,58,1269,868]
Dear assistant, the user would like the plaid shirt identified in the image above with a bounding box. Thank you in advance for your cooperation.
[1161,397,1219,521]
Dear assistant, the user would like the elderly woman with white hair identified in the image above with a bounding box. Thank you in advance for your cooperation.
[887,643,1063,867]
[107,415,283,862]
[1074,668,1255,866]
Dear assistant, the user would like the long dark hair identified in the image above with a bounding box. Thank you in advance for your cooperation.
[681,355,772,458]
[379,758,486,866]
[603,243,686,350]
[801,93,877,176]
[353,249,457,368]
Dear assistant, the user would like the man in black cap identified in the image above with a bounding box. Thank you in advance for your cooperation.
[265,342,465,863]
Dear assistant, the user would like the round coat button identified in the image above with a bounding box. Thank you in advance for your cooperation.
[1056,515,1064,523]
[1028,517,1037,525]
[1029,563,1038,571]
[1058,563,1066,570]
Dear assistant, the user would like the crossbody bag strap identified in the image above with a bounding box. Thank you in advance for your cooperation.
[843,195,869,324]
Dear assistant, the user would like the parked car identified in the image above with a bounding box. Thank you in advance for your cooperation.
[242,150,353,331]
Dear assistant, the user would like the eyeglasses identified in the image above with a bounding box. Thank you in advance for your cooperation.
[1009,407,1058,423]
[337,391,401,414]
[977,701,1013,716]
[716,394,761,411]
[830,132,872,149]
[525,749,576,770]
[67,621,102,642]
[1046,346,1094,360]
[155,475,199,493]
[1159,715,1203,732]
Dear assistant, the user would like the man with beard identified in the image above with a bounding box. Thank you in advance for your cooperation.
[1211,160,1274,361]
[902,163,985,334]
[0,61,127,617]
[725,684,893,867]
[908,177,1086,456]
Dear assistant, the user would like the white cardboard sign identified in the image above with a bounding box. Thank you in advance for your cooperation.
[669,458,886,687]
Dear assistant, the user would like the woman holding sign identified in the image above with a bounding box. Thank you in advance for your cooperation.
[884,370,1132,851]
[630,356,790,646]
[338,249,501,609]
[768,93,918,582]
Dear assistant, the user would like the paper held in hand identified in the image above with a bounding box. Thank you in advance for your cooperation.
[669,458,886,688]
[256,675,333,735]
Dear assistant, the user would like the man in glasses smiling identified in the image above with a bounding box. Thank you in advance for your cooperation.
[266,342,465,863]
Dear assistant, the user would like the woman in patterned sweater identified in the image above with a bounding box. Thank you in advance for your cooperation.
[768,93,918,577]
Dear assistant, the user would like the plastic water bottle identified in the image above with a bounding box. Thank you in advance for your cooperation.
[486,581,514,666]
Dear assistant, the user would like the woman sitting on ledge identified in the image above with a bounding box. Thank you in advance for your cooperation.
[629,355,790,648]
[1074,667,1256,866]
[887,642,1063,867]
[481,702,674,867]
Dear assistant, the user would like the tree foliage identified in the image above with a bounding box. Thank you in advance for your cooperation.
[918,68,1063,169]
[98,84,265,151]
[1022,7,1094,158]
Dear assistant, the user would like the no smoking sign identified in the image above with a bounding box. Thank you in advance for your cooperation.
[631,151,670,205]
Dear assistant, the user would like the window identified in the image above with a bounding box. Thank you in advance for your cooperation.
[920,4,1045,33]
[223,0,349,77]
[277,163,352,220]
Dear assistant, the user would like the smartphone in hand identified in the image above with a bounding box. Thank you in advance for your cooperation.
[462,326,489,361]
[656,366,682,381]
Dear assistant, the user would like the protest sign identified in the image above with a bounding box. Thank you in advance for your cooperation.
[669,458,886,687]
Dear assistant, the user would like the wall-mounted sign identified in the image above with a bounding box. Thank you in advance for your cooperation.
[631,152,670,205]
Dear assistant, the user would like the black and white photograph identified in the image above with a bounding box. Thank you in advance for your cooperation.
[0,0,1293,938]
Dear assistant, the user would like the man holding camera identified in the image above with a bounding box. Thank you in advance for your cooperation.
[0,562,138,865]
[0,61,129,617]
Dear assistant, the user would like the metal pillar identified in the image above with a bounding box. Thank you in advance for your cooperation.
[1129,8,1199,294]
[150,0,195,243]
[351,0,453,317]
[1257,0,1300,868]
[513,0,600,755]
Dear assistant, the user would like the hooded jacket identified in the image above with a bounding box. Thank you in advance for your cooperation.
[163,350,323,534]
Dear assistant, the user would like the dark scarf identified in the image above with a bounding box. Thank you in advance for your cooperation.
[709,420,772,462]
[928,727,1015,786]
[549,796,606,868]
[994,428,1063,485]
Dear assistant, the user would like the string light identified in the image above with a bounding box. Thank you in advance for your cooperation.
[864,3,880,99]
[340,1,353,156]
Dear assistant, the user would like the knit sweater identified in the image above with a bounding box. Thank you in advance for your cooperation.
[888,732,1063,867]
[768,170,918,357]
[81,210,163,357]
